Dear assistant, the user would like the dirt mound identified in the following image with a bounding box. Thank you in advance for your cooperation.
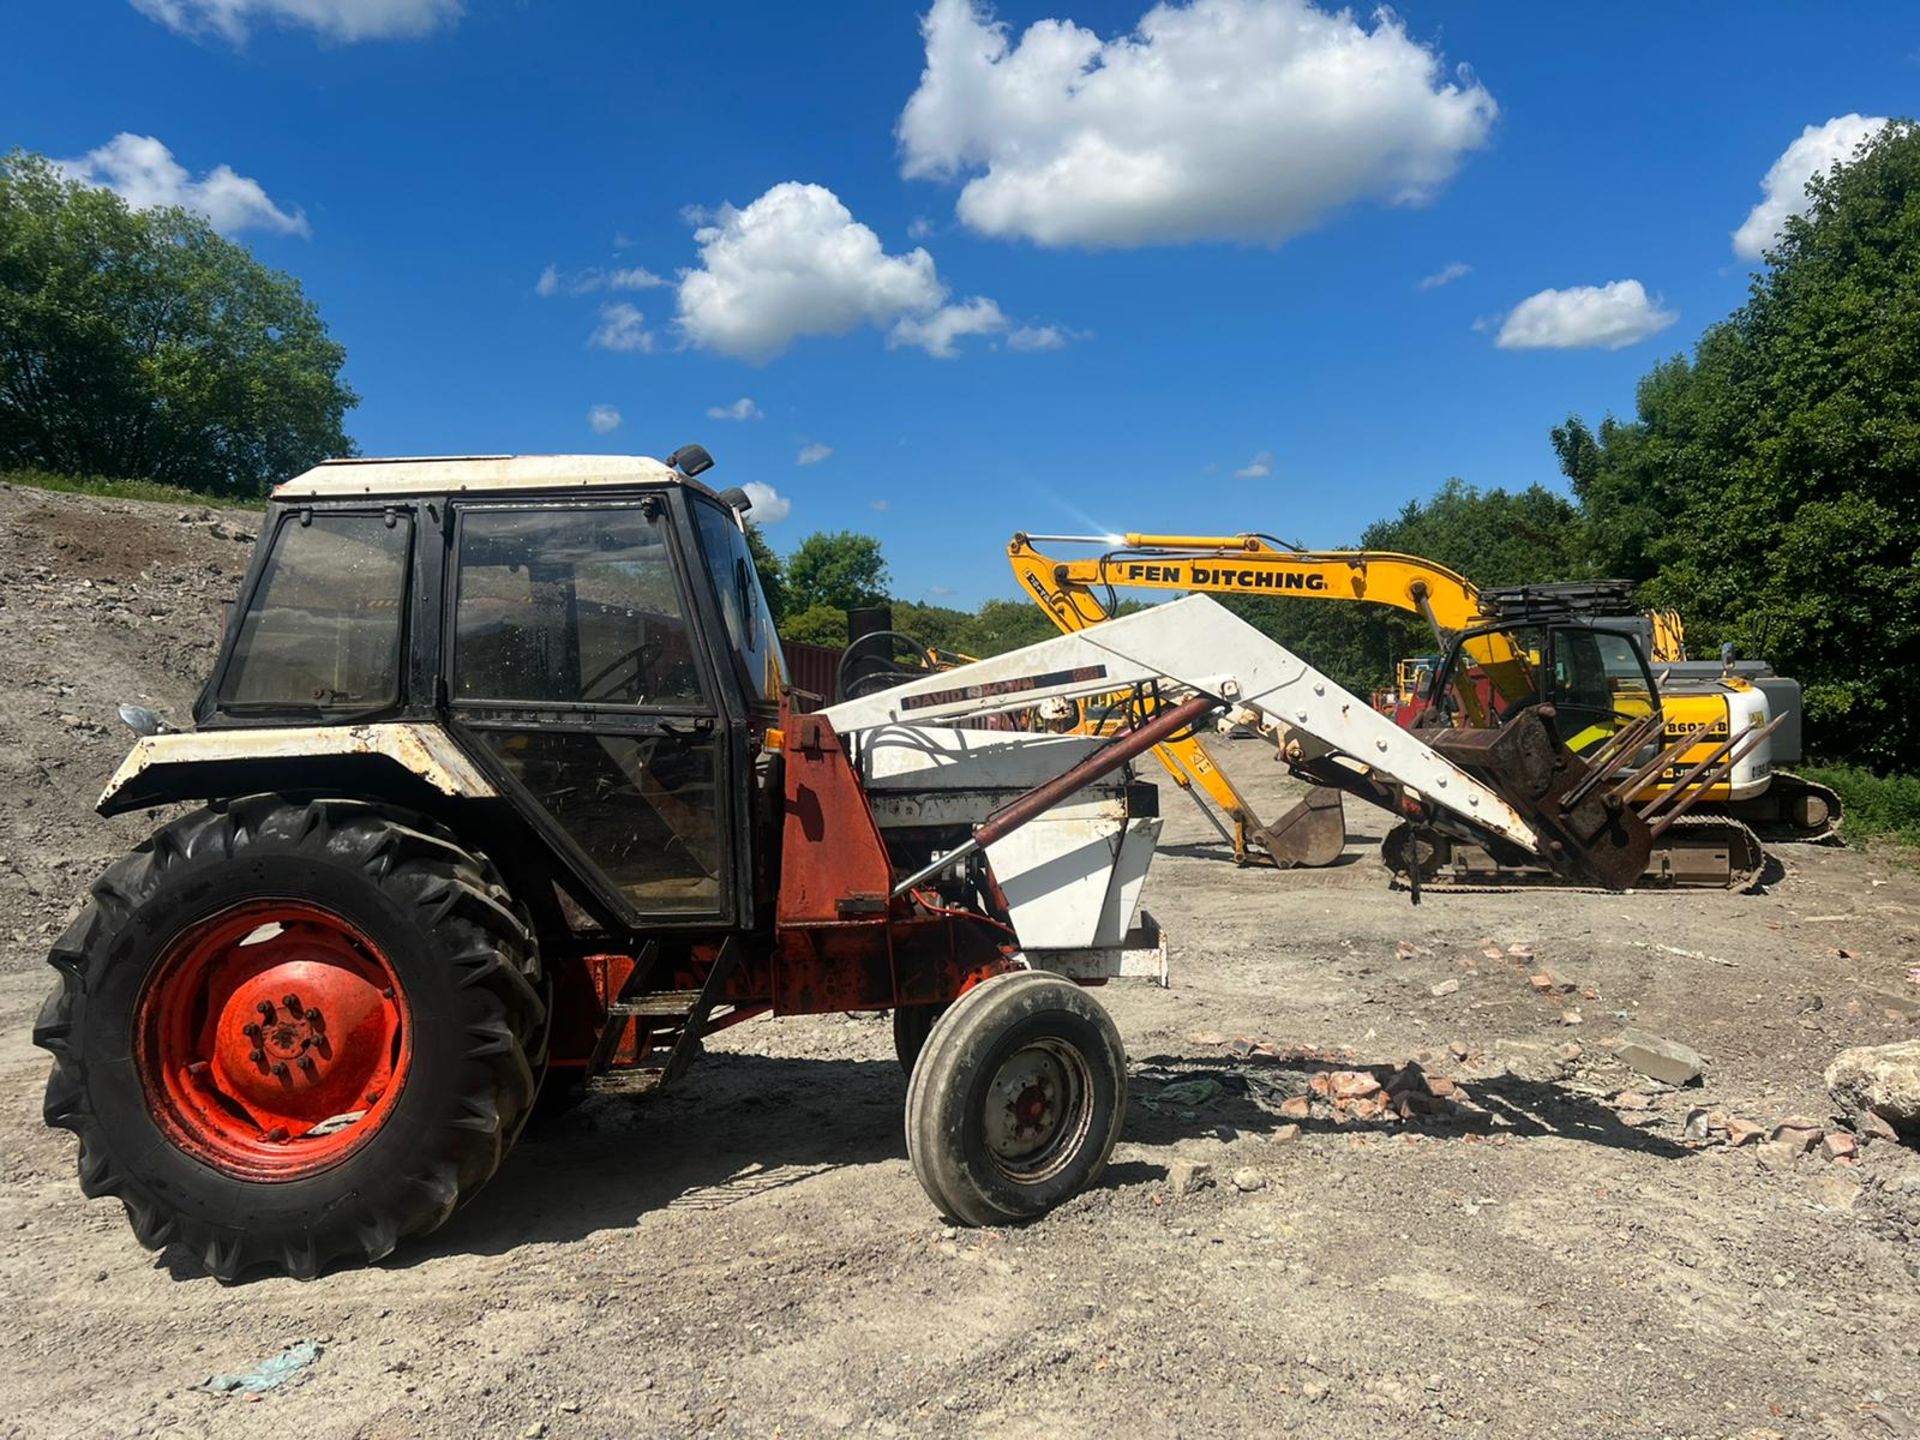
[0,482,257,956]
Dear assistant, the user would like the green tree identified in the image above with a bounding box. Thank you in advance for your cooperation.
[1556,119,1920,765]
[787,530,890,613]
[744,521,788,622]
[781,602,850,647]
[0,150,357,497]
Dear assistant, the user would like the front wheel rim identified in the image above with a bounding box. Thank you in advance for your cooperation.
[134,899,412,1181]
[981,1037,1094,1184]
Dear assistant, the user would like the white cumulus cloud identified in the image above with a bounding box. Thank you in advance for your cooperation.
[131,0,459,42]
[796,442,833,466]
[898,0,1496,248]
[741,481,792,524]
[888,296,1008,358]
[57,133,307,236]
[706,397,764,422]
[587,404,622,434]
[1008,324,1072,351]
[1732,114,1891,260]
[589,303,654,353]
[1235,450,1275,479]
[1494,280,1676,352]
[676,182,957,362]
[1418,261,1472,291]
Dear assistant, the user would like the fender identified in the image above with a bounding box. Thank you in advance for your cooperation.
[97,723,497,816]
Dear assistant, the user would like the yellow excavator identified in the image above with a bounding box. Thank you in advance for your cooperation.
[1008,531,1839,890]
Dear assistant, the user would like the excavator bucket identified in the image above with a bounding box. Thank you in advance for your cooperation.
[1248,785,1346,869]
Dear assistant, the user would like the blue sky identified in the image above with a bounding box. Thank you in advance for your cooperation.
[5,2,1916,606]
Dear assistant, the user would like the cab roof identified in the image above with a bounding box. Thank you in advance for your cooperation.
[272,453,687,499]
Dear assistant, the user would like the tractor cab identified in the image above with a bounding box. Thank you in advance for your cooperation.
[163,453,787,935]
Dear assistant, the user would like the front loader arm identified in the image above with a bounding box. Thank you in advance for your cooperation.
[824,595,1542,859]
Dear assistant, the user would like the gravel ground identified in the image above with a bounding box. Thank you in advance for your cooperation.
[1,483,1918,1440]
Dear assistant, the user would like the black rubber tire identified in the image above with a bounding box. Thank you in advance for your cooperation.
[891,1003,947,1076]
[34,795,548,1281]
[904,970,1126,1227]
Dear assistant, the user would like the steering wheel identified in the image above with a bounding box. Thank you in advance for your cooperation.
[579,641,664,703]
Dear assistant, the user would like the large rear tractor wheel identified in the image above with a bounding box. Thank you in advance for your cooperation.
[34,796,548,1281]
[891,1003,947,1076]
[905,971,1126,1227]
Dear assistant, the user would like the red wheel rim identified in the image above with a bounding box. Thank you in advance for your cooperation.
[135,899,412,1181]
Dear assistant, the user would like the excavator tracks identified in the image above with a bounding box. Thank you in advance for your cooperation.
[1721,770,1844,845]
[1382,813,1769,894]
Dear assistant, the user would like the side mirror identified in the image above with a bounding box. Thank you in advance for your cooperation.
[118,702,171,738]
[666,443,715,478]
[716,485,751,514]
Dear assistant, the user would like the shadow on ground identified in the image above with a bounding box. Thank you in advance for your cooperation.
[151,1042,1689,1282]
[1124,1051,1693,1159]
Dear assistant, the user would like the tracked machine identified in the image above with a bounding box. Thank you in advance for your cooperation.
[1010,531,1834,890]
[39,452,1736,1281]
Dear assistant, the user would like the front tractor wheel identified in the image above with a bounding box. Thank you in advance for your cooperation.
[904,971,1127,1227]
[34,797,548,1281]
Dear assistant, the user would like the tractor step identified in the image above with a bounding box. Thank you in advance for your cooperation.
[621,990,703,1017]
[583,939,741,1093]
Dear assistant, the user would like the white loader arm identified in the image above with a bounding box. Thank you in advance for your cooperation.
[822,594,1540,855]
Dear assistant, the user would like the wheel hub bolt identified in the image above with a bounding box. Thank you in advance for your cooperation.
[242,1022,261,1040]
[298,1055,318,1076]
[283,994,304,1017]
[249,1048,266,1065]
[270,1060,290,1080]
[306,1008,324,1031]
[257,1000,275,1019]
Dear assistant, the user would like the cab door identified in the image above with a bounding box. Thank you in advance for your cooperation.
[1543,625,1660,756]
[444,495,739,927]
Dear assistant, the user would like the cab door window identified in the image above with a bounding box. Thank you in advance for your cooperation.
[451,503,725,918]
[690,499,788,706]
[454,507,704,707]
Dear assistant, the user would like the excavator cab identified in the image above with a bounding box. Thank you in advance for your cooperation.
[1424,621,1660,757]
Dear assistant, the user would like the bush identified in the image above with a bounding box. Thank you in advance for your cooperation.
[1799,764,1920,847]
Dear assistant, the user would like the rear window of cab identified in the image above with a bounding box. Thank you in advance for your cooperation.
[216,509,412,715]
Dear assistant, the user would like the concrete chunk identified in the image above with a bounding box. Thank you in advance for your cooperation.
[1825,1039,1920,1142]
[1612,1028,1705,1086]
[1167,1159,1215,1196]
